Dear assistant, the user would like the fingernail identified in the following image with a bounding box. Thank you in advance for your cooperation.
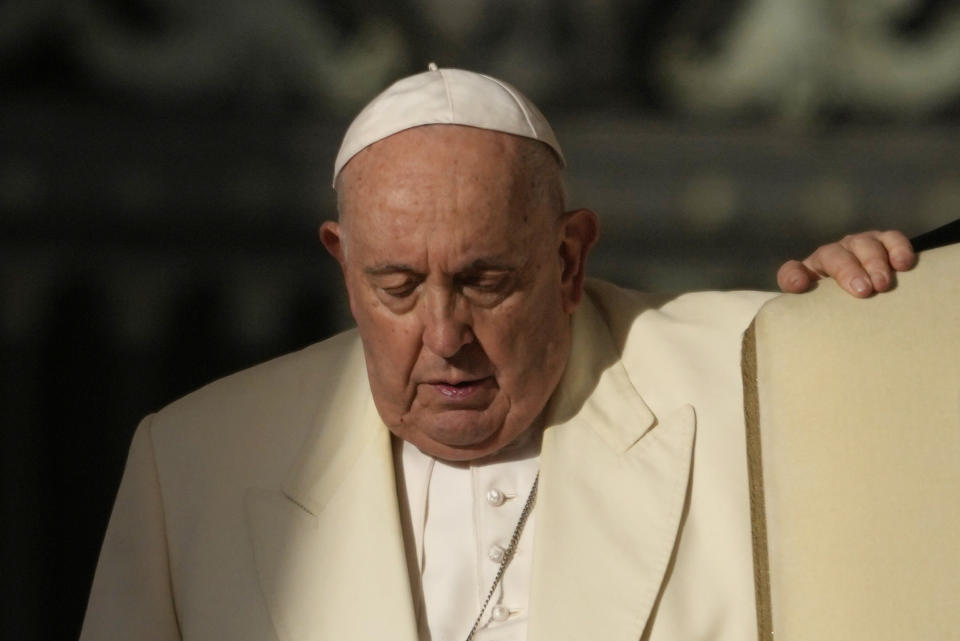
[870,271,888,289]
[851,276,871,295]
[892,250,912,268]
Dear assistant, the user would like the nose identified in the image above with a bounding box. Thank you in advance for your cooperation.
[421,287,475,358]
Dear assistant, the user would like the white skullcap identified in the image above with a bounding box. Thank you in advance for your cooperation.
[332,63,565,187]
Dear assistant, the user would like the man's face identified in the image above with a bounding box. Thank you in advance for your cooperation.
[321,125,596,461]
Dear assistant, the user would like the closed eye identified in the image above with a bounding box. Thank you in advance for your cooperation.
[382,281,420,298]
[462,276,507,292]
[367,269,424,303]
[458,271,514,304]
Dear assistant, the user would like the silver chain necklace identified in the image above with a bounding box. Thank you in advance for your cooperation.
[463,471,540,641]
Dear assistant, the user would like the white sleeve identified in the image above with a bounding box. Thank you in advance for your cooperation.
[80,416,182,641]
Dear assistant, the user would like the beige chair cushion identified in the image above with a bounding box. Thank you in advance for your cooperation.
[743,244,960,641]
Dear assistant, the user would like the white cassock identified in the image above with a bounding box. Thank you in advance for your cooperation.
[397,433,540,641]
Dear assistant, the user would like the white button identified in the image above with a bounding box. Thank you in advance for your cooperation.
[486,489,506,506]
[490,604,511,622]
[488,544,506,563]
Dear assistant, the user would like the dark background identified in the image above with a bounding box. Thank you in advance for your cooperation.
[2,1,959,638]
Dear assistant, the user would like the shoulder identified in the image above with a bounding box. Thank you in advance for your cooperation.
[145,329,365,482]
[583,278,777,406]
[585,278,776,346]
[157,329,361,425]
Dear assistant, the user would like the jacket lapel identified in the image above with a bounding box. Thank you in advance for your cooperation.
[245,339,420,641]
[528,295,696,641]
[245,294,696,641]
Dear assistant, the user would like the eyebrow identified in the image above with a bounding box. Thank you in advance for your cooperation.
[465,256,517,270]
[364,263,418,276]
[363,257,517,277]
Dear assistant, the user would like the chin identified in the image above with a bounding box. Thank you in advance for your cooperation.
[393,422,500,462]
[427,422,501,454]
[421,415,538,462]
[419,439,507,462]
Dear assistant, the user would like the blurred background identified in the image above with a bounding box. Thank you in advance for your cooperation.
[2,0,958,638]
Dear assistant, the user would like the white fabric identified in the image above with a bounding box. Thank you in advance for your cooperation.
[745,244,960,640]
[332,65,564,185]
[399,435,539,641]
[80,281,775,641]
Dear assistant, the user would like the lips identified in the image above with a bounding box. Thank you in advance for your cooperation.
[423,376,496,404]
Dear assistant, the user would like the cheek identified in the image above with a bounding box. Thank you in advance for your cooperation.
[481,294,566,379]
[355,300,422,391]
[343,271,422,406]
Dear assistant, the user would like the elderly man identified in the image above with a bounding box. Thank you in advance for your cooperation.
[80,66,914,641]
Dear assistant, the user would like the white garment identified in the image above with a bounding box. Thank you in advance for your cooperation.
[81,281,776,641]
[399,435,540,641]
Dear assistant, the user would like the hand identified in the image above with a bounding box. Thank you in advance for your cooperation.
[777,230,916,297]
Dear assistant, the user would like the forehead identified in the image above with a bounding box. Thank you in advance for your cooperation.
[338,125,554,252]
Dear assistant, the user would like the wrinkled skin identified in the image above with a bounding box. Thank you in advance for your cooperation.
[321,125,598,461]
[320,125,916,462]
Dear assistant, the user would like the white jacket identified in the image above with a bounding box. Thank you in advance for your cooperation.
[81,279,774,641]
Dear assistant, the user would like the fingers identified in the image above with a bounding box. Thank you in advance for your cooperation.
[803,241,875,297]
[776,259,817,293]
[877,229,916,271]
[801,230,916,297]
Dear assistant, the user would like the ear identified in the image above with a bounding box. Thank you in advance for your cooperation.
[318,221,345,267]
[558,208,599,313]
